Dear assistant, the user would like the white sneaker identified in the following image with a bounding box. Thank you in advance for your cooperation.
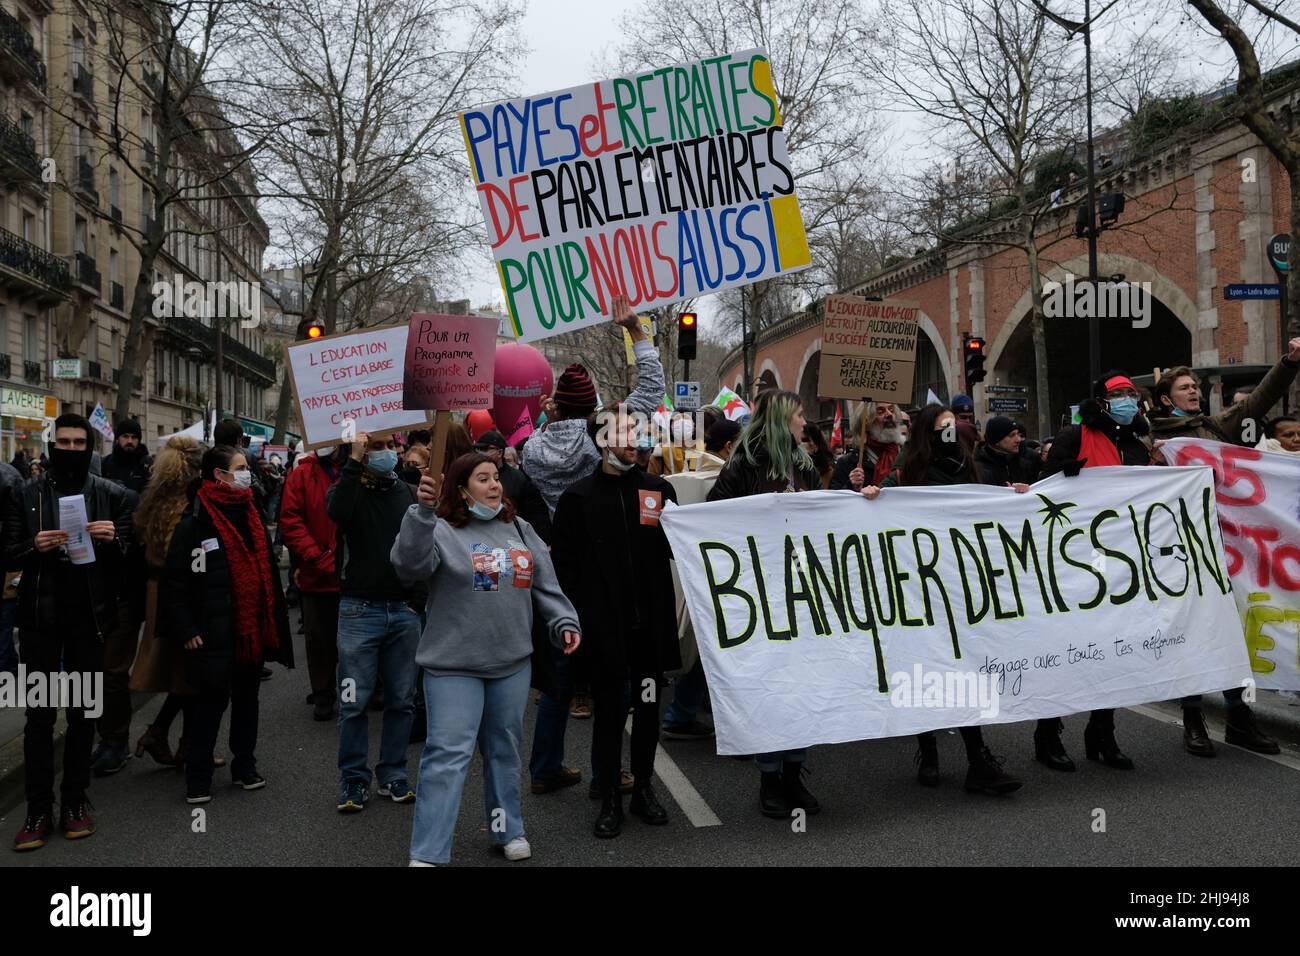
[501,837,531,861]
[408,859,436,867]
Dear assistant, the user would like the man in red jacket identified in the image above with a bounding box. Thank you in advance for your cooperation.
[280,445,344,720]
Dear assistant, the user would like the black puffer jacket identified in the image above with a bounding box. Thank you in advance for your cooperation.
[707,441,822,501]
[101,448,153,496]
[1044,399,1154,475]
[6,474,134,636]
[161,491,293,667]
[974,442,1040,486]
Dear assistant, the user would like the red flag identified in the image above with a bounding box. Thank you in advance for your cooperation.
[831,404,843,450]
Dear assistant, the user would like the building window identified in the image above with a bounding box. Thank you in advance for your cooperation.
[22,212,34,243]
[75,216,88,254]
[19,112,32,139]
[109,168,119,209]
[23,315,37,364]
[110,248,119,283]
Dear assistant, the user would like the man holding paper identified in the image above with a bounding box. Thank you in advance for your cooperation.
[8,414,134,852]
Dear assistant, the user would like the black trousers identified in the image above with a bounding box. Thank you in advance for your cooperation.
[185,654,261,789]
[98,599,141,747]
[300,592,339,700]
[21,627,104,811]
[592,670,661,794]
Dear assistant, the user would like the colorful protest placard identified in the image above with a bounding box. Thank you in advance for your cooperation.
[286,324,435,451]
[401,314,498,411]
[818,295,921,402]
[660,466,1249,755]
[461,49,811,343]
[1161,438,1300,690]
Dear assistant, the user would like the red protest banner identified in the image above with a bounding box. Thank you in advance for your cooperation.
[401,313,498,411]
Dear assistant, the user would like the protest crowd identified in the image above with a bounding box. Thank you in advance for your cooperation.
[4,288,1299,866]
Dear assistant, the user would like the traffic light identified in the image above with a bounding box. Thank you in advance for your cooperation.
[677,311,697,361]
[1098,192,1125,227]
[296,316,325,340]
[963,334,987,387]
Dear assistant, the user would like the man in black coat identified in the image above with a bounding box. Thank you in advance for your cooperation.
[8,414,134,852]
[100,419,152,495]
[974,417,1041,486]
[550,405,680,838]
[475,430,552,543]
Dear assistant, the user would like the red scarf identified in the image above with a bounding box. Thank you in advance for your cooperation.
[196,479,280,664]
[1077,424,1121,468]
[865,437,902,484]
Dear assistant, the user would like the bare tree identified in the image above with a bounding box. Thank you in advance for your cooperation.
[611,0,877,395]
[232,0,522,441]
[1185,0,1300,407]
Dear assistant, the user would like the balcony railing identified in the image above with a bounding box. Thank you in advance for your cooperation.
[0,8,47,92]
[0,113,40,182]
[75,251,100,292]
[0,226,71,298]
[23,360,40,384]
[110,280,124,309]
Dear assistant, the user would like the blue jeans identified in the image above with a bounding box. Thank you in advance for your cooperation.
[663,660,708,726]
[0,598,16,674]
[529,644,572,780]
[755,750,806,772]
[336,598,420,789]
[410,664,531,865]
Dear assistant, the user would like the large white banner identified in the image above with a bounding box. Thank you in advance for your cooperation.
[1161,438,1300,691]
[661,466,1251,755]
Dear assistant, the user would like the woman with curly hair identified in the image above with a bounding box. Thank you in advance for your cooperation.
[129,436,211,767]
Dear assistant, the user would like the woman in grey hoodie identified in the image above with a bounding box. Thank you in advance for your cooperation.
[391,452,581,866]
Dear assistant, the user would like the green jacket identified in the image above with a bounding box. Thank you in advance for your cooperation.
[1149,356,1299,444]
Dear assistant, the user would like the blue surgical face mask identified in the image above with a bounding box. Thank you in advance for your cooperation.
[467,499,503,520]
[367,449,398,473]
[1107,397,1139,425]
[1172,406,1191,417]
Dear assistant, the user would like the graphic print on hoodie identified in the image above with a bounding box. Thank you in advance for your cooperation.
[471,538,533,592]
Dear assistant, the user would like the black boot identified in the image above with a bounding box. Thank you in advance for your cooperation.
[1224,704,1280,754]
[1033,718,1076,771]
[593,788,623,838]
[915,734,940,787]
[1084,715,1134,769]
[759,770,788,819]
[1182,708,1216,757]
[782,762,820,815]
[964,746,1022,795]
[629,781,669,825]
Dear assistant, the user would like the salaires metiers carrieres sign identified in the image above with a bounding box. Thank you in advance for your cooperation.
[461,48,812,342]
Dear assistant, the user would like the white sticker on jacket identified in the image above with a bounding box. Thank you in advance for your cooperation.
[201,538,220,553]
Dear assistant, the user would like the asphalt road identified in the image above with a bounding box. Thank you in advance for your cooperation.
[5,609,1300,867]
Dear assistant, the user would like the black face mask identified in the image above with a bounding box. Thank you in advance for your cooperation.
[934,439,964,464]
[49,447,93,489]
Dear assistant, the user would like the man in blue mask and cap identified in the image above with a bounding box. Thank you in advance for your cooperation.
[326,430,423,813]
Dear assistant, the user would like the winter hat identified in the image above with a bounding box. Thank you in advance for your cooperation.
[115,418,142,439]
[474,430,506,451]
[984,416,1019,446]
[951,394,974,413]
[554,362,598,414]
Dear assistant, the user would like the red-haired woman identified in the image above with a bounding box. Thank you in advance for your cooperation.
[391,452,580,866]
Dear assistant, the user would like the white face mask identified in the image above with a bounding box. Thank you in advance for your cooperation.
[670,418,695,443]
[606,449,636,472]
[316,447,335,458]
[225,469,253,489]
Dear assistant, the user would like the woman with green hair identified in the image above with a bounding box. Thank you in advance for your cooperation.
[707,389,823,819]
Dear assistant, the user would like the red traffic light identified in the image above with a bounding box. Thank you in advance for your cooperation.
[679,312,697,327]
[307,323,323,338]
[964,336,984,352]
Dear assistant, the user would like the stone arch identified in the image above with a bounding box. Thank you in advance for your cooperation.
[987,253,1198,372]
[757,358,782,391]
[794,337,822,395]
[916,309,955,400]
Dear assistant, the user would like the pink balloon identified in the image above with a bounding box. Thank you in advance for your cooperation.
[493,342,554,444]
[465,409,496,442]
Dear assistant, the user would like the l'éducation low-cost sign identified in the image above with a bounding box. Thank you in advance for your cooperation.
[287,324,435,450]
[817,294,921,401]
[461,48,811,343]
[401,314,498,411]
[660,466,1250,755]
[1161,438,1300,691]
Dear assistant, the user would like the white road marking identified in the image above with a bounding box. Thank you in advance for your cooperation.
[1127,704,1300,772]
[626,717,722,827]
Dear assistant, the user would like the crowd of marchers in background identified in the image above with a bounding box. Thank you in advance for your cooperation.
[4,303,1299,866]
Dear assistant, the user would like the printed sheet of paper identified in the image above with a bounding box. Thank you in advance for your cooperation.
[59,494,95,566]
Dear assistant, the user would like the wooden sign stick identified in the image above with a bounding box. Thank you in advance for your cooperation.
[429,409,452,482]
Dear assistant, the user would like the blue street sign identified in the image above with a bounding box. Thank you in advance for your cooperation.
[1224,284,1281,300]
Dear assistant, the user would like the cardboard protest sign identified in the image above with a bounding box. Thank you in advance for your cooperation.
[401,314,498,411]
[461,48,811,343]
[286,324,435,451]
[660,466,1249,755]
[818,295,921,401]
[1161,438,1300,690]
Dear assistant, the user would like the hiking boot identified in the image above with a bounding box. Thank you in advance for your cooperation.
[964,747,1022,795]
[13,808,52,851]
[782,762,820,814]
[759,770,788,818]
[1034,718,1076,772]
[1224,705,1281,754]
[1182,708,1216,757]
[59,796,96,839]
[628,781,669,825]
